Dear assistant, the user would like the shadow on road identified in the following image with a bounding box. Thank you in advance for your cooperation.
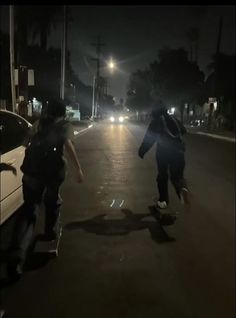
[0,207,176,289]
[0,248,52,290]
[65,207,176,244]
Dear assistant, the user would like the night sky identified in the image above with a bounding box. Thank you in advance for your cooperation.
[65,5,235,100]
[1,5,235,100]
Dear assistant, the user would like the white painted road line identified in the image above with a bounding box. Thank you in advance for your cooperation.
[119,200,124,208]
[110,199,115,207]
[195,132,235,143]
[74,124,93,138]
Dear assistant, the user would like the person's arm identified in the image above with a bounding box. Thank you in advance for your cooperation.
[175,117,187,135]
[0,163,17,175]
[64,138,84,183]
[22,120,39,147]
[138,120,158,158]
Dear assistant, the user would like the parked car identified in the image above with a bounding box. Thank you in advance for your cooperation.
[0,110,32,225]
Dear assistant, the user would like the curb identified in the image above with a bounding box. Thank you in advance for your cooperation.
[194,131,235,143]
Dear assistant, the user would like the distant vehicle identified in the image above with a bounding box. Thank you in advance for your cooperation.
[108,112,129,124]
[0,110,32,225]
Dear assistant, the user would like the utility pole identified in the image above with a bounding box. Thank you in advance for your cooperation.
[216,17,222,55]
[215,17,223,120]
[91,36,105,117]
[91,75,96,118]
[215,16,222,94]
[104,77,108,96]
[9,5,16,112]
[60,5,68,100]
[208,16,222,131]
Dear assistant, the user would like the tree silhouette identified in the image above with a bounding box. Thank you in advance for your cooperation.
[126,69,152,112]
[205,53,236,129]
[150,48,204,120]
[186,27,200,63]
[28,5,62,51]
[127,48,205,122]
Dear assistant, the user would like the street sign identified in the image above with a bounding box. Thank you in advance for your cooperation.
[14,69,35,86]
[28,69,34,86]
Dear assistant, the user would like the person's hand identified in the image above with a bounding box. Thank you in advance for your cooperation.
[11,166,17,176]
[76,168,84,183]
[0,163,17,175]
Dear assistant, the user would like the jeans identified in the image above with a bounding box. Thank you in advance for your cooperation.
[156,148,187,203]
[10,174,64,263]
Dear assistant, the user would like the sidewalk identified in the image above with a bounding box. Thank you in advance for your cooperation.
[134,120,236,142]
[187,126,235,142]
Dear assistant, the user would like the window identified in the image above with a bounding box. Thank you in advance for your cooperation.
[0,112,30,154]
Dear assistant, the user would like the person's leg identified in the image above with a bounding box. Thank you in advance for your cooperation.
[43,179,64,240]
[156,152,169,205]
[8,175,44,276]
[169,150,188,201]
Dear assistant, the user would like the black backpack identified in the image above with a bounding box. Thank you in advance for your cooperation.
[21,118,67,179]
[160,114,185,150]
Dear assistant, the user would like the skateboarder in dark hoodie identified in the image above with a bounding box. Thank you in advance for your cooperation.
[138,99,189,209]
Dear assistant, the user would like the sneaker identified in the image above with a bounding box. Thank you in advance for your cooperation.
[156,201,168,209]
[180,188,190,205]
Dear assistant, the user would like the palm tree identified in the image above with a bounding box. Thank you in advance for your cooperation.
[29,5,62,51]
[186,27,200,63]
[15,5,62,66]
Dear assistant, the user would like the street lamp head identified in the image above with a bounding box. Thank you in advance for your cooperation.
[109,61,115,69]
[108,58,116,71]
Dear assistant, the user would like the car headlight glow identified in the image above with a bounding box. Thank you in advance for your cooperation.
[110,116,115,122]
[119,116,124,122]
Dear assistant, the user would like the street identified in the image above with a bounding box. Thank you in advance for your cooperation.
[1,121,235,318]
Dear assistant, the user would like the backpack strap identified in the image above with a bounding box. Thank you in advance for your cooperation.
[160,115,181,139]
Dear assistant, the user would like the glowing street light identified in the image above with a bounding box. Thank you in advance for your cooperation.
[108,58,116,71]
[109,61,115,69]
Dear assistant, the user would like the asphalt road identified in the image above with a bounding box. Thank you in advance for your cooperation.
[1,121,235,318]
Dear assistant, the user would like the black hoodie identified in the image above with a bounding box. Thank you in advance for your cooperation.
[139,108,186,158]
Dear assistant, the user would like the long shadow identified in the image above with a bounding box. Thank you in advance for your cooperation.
[0,243,52,289]
[0,207,176,287]
[65,207,176,244]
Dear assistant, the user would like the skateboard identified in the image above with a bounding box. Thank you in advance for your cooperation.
[33,227,62,258]
[151,198,178,225]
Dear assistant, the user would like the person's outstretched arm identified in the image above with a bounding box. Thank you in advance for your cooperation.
[64,139,84,183]
[138,120,158,159]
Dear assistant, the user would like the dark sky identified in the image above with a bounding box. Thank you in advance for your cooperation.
[1,5,235,100]
[62,5,235,100]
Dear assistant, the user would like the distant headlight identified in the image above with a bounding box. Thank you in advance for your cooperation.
[110,116,115,122]
[119,116,124,122]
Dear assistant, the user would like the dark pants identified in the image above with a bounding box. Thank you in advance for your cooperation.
[10,174,64,263]
[156,148,187,203]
